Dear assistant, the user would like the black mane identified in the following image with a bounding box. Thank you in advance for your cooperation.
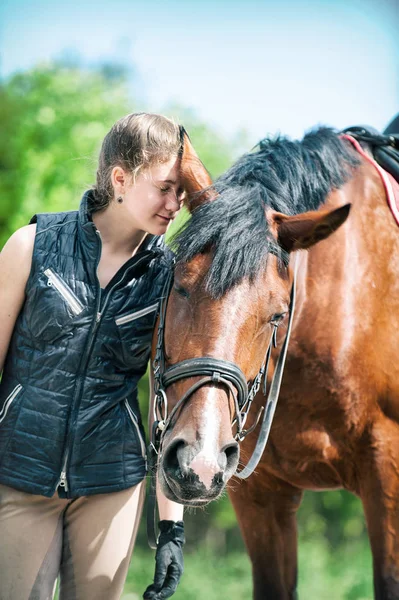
[173,127,360,298]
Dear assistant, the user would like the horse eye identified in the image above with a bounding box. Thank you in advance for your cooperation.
[174,284,190,298]
[270,313,286,326]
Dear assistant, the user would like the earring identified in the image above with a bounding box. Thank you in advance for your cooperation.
[117,196,123,204]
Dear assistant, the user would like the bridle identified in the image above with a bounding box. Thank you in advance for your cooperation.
[147,244,296,547]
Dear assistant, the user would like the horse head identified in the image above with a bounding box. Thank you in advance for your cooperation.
[154,131,353,506]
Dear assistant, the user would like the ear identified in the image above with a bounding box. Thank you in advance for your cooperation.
[111,166,128,194]
[180,132,215,211]
[268,204,351,252]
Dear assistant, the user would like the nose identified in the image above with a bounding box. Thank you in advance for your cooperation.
[161,438,239,502]
[164,189,182,213]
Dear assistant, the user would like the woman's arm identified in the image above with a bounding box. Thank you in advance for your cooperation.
[148,367,184,520]
[156,480,184,521]
[0,225,36,373]
[144,367,185,600]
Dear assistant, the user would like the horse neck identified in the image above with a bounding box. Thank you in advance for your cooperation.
[293,159,399,361]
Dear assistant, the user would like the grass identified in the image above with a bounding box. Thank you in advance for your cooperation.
[122,537,373,600]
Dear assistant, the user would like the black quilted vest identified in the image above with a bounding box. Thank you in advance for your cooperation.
[0,191,173,498]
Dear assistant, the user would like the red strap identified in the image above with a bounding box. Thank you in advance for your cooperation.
[341,134,399,227]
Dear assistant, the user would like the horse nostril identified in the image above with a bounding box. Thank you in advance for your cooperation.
[220,442,240,476]
[214,471,224,485]
[162,439,187,477]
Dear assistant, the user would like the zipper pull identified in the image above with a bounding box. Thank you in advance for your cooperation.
[96,312,102,322]
[58,471,69,492]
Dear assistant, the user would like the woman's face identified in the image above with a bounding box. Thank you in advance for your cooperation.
[121,156,184,235]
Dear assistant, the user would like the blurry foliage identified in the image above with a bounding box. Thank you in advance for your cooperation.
[122,536,373,600]
[0,64,129,242]
[299,489,367,547]
[1,62,371,592]
[0,63,235,246]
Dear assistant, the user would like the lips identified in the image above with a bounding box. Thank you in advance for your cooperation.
[156,214,173,222]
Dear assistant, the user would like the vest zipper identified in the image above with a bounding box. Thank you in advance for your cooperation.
[124,399,147,467]
[56,232,156,496]
[0,384,22,424]
[56,229,103,495]
[97,251,156,327]
[44,268,84,315]
[115,302,158,326]
[57,463,69,492]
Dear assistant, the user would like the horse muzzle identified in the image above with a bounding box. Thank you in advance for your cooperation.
[158,437,239,505]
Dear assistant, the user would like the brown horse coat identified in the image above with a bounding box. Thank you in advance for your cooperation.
[158,130,399,599]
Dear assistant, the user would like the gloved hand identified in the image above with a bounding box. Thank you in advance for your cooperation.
[143,520,185,599]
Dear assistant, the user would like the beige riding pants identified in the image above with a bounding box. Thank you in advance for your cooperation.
[0,482,145,600]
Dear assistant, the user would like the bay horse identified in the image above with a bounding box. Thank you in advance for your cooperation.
[152,127,399,599]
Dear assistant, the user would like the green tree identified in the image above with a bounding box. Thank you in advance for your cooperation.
[0,63,236,247]
[0,63,134,243]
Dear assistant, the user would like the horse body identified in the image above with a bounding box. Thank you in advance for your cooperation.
[156,130,399,599]
[232,160,399,599]
[264,161,399,490]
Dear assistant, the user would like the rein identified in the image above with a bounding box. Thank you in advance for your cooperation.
[147,247,295,548]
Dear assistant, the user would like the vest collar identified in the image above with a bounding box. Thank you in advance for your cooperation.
[79,189,94,227]
[78,190,99,244]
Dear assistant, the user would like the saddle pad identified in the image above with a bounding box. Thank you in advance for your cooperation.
[342,134,399,227]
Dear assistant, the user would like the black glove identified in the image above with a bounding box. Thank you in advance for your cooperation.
[143,520,185,600]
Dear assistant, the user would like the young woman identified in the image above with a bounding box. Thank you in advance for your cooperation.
[0,113,211,600]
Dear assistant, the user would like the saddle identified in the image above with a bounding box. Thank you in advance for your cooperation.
[342,122,399,184]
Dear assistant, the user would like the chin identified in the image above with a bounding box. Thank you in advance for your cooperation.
[149,223,171,236]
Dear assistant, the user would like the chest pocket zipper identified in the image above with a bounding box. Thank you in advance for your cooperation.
[115,303,158,326]
[0,384,22,424]
[124,399,147,460]
[44,268,84,316]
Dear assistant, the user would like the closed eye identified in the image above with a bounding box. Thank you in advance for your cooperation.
[270,313,287,327]
[159,186,185,205]
[174,284,190,298]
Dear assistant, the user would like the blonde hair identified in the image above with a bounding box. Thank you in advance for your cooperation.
[91,113,182,212]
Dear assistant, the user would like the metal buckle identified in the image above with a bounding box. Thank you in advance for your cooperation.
[153,389,168,422]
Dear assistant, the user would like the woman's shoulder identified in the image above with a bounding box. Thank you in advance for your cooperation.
[0,224,37,286]
[2,224,36,256]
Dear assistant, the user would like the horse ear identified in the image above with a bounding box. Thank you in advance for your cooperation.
[180,132,214,211]
[269,204,351,252]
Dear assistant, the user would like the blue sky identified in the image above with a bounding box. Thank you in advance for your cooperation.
[1,0,398,144]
